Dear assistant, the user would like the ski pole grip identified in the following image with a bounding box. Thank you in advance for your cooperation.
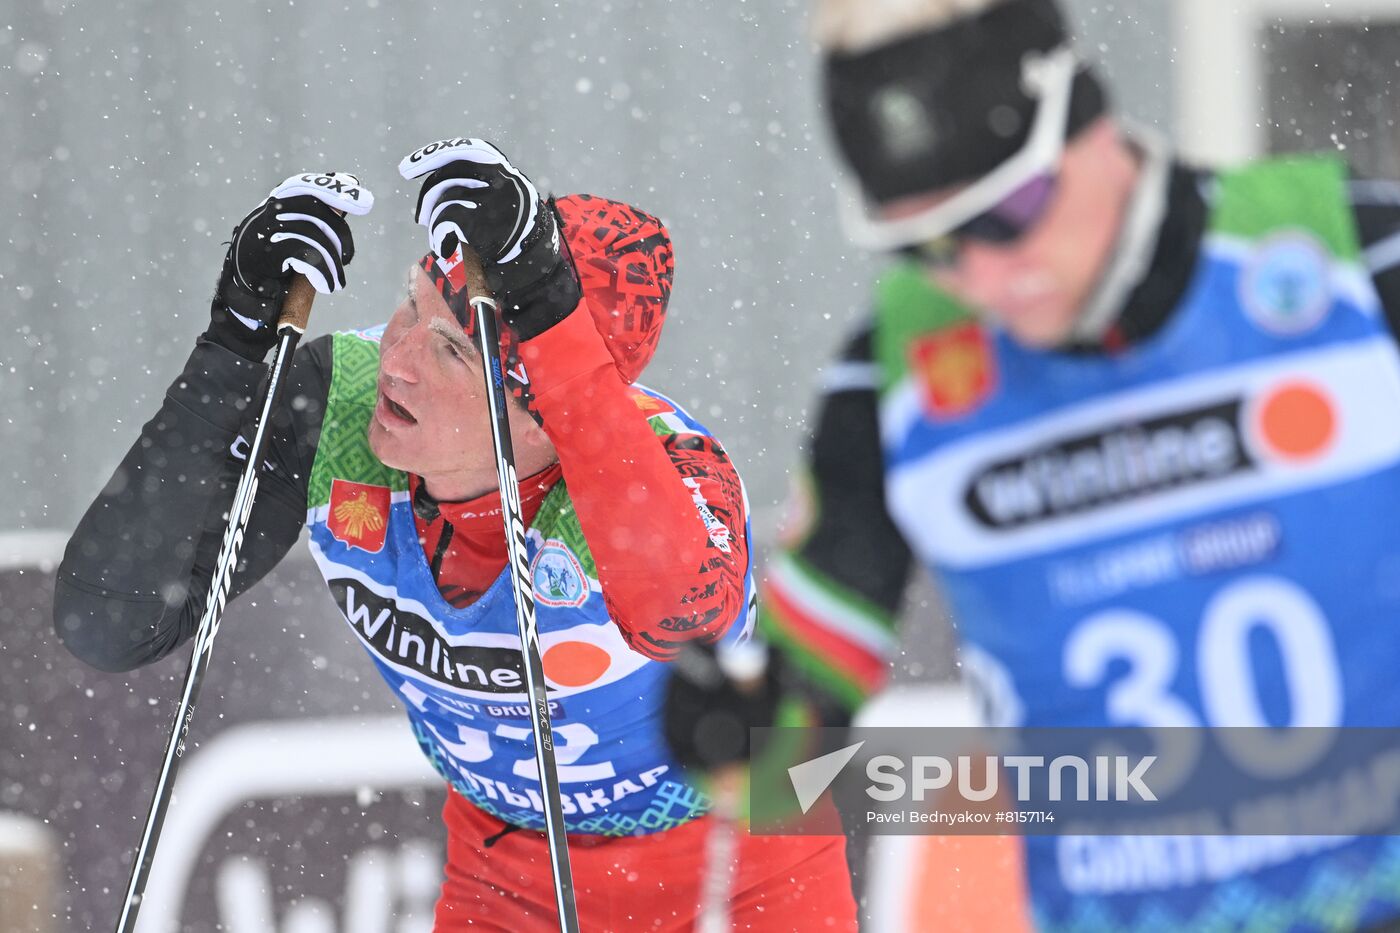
[278,275,316,334]
[456,248,496,305]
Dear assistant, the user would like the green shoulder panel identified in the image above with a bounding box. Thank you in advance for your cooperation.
[529,481,599,579]
[872,261,978,395]
[1210,155,1359,260]
[308,330,600,579]
[307,331,407,509]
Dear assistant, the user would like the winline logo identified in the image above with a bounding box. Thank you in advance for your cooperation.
[965,380,1338,529]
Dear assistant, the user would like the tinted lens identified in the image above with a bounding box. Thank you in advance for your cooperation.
[902,236,960,268]
[954,211,1026,244]
[954,172,1057,244]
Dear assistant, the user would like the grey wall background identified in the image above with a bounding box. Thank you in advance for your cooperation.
[0,0,1172,543]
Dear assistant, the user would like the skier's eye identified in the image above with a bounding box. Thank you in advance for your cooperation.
[428,319,473,363]
[441,338,471,366]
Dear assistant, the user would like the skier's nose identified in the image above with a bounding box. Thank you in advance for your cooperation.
[379,327,425,385]
[936,241,1018,307]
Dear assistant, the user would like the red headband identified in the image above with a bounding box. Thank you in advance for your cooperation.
[419,193,673,391]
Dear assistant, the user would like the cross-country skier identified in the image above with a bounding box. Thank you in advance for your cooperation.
[53,139,857,931]
[756,0,1400,929]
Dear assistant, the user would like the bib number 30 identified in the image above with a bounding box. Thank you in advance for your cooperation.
[1064,575,1343,779]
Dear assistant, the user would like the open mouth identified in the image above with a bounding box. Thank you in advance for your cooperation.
[377,385,418,426]
[387,397,417,423]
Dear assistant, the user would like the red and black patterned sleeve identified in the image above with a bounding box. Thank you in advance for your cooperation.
[514,197,749,661]
[519,313,748,660]
[649,428,750,656]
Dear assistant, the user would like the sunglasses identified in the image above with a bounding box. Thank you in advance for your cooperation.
[903,171,1057,266]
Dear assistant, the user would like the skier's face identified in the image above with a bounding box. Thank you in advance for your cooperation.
[368,266,553,498]
[909,119,1135,347]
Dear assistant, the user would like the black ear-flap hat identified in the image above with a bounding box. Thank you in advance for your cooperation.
[823,0,1107,248]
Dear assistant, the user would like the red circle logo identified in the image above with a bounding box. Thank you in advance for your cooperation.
[542,641,612,688]
[1255,381,1336,462]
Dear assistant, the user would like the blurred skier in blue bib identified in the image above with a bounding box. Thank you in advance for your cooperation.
[756,0,1400,929]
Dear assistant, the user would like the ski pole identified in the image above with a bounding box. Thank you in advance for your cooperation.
[457,247,581,933]
[115,275,317,933]
[698,767,743,933]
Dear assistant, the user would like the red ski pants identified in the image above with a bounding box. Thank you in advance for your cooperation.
[434,787,858,932]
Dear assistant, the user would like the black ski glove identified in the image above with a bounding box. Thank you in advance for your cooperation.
[664,640,779,773]
[398,138,581,341]
[209,171,374,360]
